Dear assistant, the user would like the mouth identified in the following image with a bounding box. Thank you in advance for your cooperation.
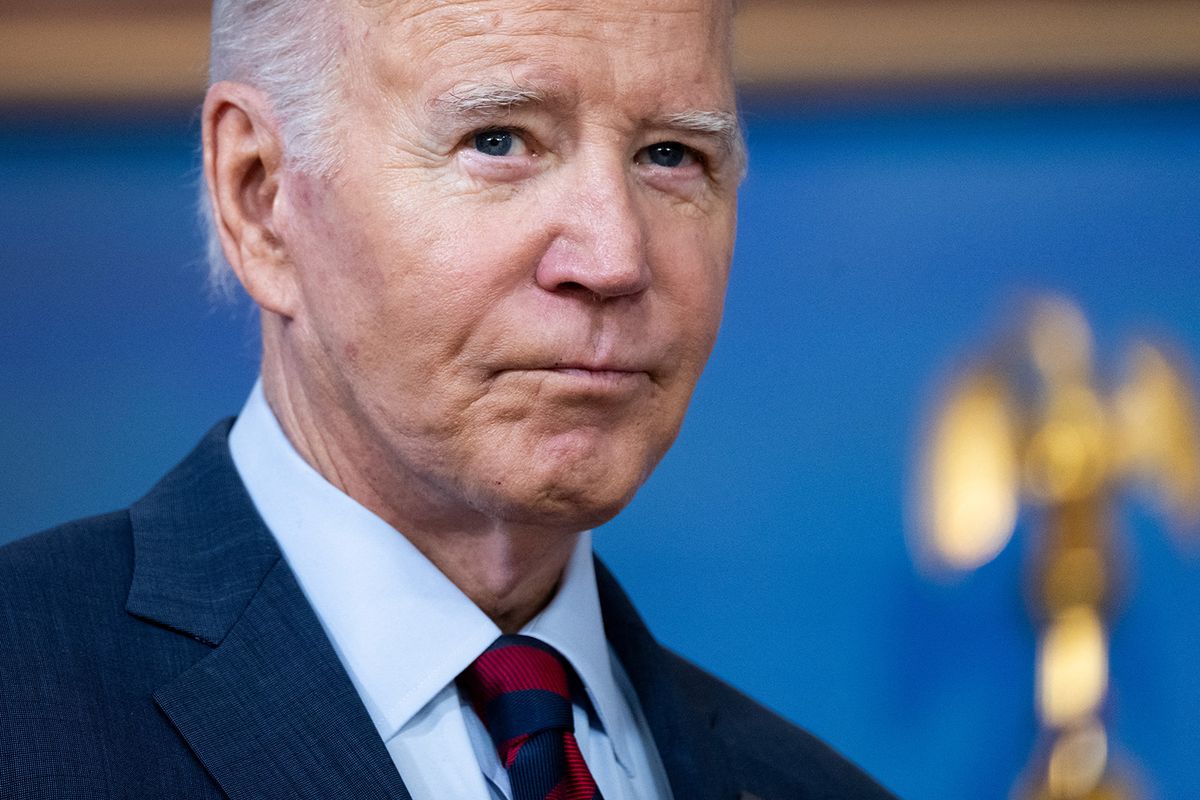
[550,366,646,382]
[498,365,653,395]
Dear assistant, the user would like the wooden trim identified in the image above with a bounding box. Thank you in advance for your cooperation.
[0,13,210,102]
[2,3,1200,103]
[734,2,1200,88]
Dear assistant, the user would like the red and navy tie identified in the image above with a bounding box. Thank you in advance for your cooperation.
[458,635,603,800]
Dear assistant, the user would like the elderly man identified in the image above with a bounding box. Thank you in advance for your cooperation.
[0,1,895,798]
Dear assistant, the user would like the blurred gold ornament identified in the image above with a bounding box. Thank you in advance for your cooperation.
[1114,344,1200,533]
[1037,606,1107,729]
[917,369,1020,570]
[912,295,1200,800]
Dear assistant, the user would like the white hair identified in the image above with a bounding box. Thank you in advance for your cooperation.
[203,0,349,296]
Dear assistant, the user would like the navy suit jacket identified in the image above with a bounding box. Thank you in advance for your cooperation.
[0,421,896,800]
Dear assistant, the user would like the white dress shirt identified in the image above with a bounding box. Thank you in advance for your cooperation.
[228,380,674,800]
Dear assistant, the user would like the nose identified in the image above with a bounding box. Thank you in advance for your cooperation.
[534,158,651,301]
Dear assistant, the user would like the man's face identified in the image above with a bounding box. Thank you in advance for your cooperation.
[280,0,740,532]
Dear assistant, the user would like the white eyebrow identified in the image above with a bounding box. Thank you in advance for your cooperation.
[430,82,555,116]
[660,110,748,175]
[660,110,739,140]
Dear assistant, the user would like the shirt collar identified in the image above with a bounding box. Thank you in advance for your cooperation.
[228,380,633,768]
[521,531,637,770]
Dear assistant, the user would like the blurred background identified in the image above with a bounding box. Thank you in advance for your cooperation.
[2,2,1199,798]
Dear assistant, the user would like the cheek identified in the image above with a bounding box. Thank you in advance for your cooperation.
[655,219,733,353]
[285,175,393,325]
[316,205,546,408]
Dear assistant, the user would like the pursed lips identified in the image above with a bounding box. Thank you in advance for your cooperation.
[495,362,656,393]
[534,363,648,377]
[546,365,647,382]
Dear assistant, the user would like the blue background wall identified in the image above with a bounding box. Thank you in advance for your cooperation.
[3,92,1199,798]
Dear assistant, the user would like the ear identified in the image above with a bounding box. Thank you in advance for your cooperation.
[202,81,298,317]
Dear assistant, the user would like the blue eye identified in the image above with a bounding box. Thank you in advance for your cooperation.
[645,141,687,168]
[474,130,515,156]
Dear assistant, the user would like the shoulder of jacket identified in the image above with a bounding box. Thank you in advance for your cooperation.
[661,649,899,799]
[1,509,135,590]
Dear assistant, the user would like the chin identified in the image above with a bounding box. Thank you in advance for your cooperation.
[444,408,682,531]
[479,468,641,532]
[470,441,654,532]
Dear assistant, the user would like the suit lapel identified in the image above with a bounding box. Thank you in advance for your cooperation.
[595,561,738,800]
[154,558,413,800]
[125,421,412,800]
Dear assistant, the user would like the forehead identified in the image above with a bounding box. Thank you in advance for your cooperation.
[351,0,736,113]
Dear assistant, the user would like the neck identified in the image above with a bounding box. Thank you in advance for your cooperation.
[258,344,578,633]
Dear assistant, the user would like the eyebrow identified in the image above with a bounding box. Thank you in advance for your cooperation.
[658,110,746,167]
[429,82,561,117]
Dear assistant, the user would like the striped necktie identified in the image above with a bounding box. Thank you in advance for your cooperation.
[458,635,603,800]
